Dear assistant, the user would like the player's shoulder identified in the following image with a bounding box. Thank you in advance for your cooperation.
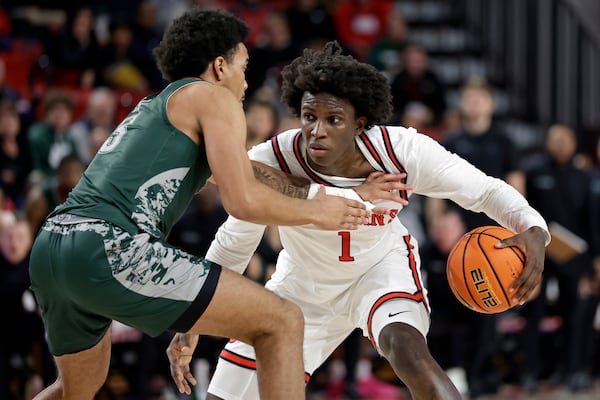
[247,128,301,160]
[362,124,436,147]
[268,128,303,148]
[273,128,302,140]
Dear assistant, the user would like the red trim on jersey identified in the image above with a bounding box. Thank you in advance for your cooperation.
[292,131,334,186]
[403,235,430,313]
[220,348,257,370]
[366,292,426,349]
[366,235,429,349]
[270,135,291,174]
[358,132,389,172]
[380,126,408,200]
[219,348,311,382]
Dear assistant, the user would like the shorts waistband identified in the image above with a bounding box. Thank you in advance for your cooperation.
[47,214,103,225]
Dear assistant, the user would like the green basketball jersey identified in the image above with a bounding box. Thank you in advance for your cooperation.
[51,79,212,239]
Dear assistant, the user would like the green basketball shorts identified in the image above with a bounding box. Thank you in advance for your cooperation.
[29,214,221,356]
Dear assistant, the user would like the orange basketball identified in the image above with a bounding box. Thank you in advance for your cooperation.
[446,226,525,314]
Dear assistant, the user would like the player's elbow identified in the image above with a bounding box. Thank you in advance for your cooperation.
[222,195,263,222]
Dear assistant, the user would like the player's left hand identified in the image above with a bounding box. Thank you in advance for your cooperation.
[167,332,199,395]
[495,226,547,304]
[353,172,412,206]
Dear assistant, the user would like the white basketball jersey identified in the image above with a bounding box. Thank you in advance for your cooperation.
[206,125,548,293]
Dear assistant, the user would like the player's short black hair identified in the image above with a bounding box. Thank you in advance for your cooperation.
[153,8,249,82]
[280,41,393,128]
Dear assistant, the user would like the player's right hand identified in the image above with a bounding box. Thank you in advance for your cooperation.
[167,333,199,395]
[311,186,370,230]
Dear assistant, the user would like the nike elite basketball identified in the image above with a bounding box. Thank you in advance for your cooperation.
[446,226,525,314]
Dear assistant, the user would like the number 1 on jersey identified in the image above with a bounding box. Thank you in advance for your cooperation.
[338,231,354,262]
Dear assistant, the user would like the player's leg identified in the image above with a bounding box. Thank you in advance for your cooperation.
[33,327,112,400]
[204,264,356,400]
[355,241,461,399]
[185,266,305,400]
[377,320,461,399]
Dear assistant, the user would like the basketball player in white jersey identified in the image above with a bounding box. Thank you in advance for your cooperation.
[168,41,551,399]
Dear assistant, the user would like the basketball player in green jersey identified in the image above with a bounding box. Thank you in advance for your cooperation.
[28,9,370,400]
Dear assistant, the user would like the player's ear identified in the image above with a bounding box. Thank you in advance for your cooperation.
[213,57,226,80]
[355,116,367,134]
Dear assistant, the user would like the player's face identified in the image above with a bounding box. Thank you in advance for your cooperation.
[222,43,249,102]
[300,92,363,175]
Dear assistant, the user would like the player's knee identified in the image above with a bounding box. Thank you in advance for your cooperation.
[277,299,304,333]
[263,298,303,338]
[379,322,427,367]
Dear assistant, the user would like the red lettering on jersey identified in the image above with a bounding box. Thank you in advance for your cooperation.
[370,214,385,226]
[387,209,399,224]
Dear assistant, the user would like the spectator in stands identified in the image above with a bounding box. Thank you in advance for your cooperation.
[130,0,165,90]
[87,126,111,161]
[390,44,447,126]
[245,97,279,149]
[245,11,301,99]
[443,76,524,204]
[0,59,33,124]
[27,89,77,178]
[332,0,394,61]
[0,218,48,400]
[0,100,32,210]
[366,9,409,78]
[25,154,84,237]
[0,5,11,47]
[155,0,231,34]
[69,87,117,165]
[285,0,337,50]
[95,18,149,92]
[591,135,600,285]
[230,0,276,49]
[520,124,594,393]
[45,6,100,88]
[575,135,600,392]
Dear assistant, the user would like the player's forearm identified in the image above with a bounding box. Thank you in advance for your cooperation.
[250,161,310,199]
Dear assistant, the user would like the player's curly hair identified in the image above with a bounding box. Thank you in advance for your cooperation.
[280,41,393,128]
[153,8,249,82]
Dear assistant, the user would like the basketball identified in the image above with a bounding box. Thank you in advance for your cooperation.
[446,226,525,314]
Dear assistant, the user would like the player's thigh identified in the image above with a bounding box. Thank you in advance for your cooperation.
[53,327,112,398]
[186,267,303,343]
[352,248,430,351]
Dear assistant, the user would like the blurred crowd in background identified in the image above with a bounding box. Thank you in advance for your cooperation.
[0,0,599,399]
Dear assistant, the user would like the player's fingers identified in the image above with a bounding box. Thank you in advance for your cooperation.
[365,171,385,181]
[494,237,514,248]
[375,173,406,183]
[345,199,369,215]
[347,214,368,226]
[371,206,389,215]
[171,365,188,394]
[376,190,409,205]
[183,371,197,387]
[340,221,359,230]
[512,265,541,303]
